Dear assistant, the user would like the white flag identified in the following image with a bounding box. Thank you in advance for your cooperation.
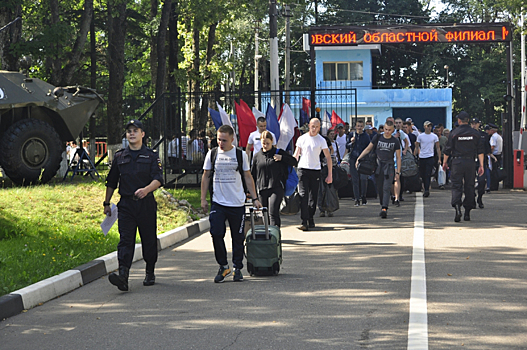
[216,102,237,146]
[321,111,332,136]
[276,103,297,150]
[252,107,265,123]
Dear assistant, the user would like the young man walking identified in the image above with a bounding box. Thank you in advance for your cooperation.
[414,121,440,197]
[294,118,333,231]
[104,120,164,291]
[201,125,262,283]
[346,119,371,206]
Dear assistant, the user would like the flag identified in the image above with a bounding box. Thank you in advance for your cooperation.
[299,97,311,126]
[331,110,345,129]
[276,103,297,150]
[216,102,237,146]
[235,99,256,148]
[252,107,265,123]
[321,111,332,136]
[265,103,281,143]
[208,108,222,130]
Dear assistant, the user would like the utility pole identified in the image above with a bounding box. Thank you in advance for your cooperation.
[520,11,526,149]
[254,21,261,110]
[269,0,280,109]
[284,4,291,105]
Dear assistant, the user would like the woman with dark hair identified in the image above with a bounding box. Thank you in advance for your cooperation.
[251,131,298,227]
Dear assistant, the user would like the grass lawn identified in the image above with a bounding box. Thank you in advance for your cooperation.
[0,180,204,295]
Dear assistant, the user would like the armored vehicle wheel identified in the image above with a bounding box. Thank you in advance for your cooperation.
[0,119,63,185]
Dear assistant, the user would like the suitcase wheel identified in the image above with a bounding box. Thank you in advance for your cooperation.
[247,263,255,276]
[272,262,280,275]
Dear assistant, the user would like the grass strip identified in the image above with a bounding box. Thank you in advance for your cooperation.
[0,181,203,295]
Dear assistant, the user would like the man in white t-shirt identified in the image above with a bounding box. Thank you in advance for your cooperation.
[414,121,440,197]
[293,118,333,231]
[246,117,276,163]
[334,123,347,162]
[488,123,503,190]
[201,125,262,283]
[167,135,179,174]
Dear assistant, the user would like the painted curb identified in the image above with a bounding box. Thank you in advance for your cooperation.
[0,216,209,321]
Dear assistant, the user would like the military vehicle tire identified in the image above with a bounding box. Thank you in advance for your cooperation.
[0,119,63,185]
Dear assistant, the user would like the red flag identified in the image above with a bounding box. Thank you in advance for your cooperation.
[302,97,311,114]
[330,110,345,129]
[235,99,256,148]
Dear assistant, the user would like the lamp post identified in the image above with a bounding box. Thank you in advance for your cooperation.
[444,65,449,87]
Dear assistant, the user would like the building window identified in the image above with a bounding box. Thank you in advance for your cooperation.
[323,62,363,81]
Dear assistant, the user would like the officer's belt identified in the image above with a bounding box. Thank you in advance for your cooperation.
[120,193,153,201]
[452,156,475,160]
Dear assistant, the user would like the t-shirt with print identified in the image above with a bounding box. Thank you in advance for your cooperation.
[296,133,328,170]
[371,134,400,163]
[416,133,439,159]
[203,147,250,207]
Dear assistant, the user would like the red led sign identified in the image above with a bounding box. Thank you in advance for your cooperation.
[309,23,511,46]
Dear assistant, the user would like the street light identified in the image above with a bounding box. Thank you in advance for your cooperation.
[444,65,449,87]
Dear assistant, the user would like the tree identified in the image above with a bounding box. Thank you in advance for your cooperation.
[0,2,22,71]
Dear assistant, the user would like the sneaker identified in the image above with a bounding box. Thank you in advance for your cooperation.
[361,197,367,205]
[319,211,326,217]
[394,200,400,207]
[354,200,360,207]
[298,224,308,231]
[233,269,244,282]
[328,211,334,217]
[308,220,315,228]
[380,208,387,219]
[214,266,232,283]
[423,191,430,197]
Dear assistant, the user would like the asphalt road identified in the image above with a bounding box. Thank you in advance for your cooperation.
[1,184,526,349]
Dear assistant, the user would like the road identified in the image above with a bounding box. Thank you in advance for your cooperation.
[1,185,526,349]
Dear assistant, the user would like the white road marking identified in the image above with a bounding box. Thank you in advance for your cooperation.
[407,193,428,350]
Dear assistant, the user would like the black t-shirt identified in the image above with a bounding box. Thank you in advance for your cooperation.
[371,133,400,163]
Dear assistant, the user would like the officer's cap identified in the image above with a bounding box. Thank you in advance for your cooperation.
[456,111,470,122]
[125,119,144,130]
[488,122,498,129]
[470,117,481,124]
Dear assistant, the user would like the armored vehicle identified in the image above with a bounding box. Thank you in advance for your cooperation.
[0,71,103,185]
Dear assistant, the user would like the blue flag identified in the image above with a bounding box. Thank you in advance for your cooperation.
[265,103,281,143]
[208,108,222,130]
[299,109,309,127]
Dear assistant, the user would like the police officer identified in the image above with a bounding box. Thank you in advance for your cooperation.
[470,117,491,208]
[103,120,164,291]
[443,112,484,222]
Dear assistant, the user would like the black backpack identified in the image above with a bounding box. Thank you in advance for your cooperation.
[209,147,248,201]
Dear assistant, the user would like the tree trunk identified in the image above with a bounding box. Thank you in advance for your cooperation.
[107,0,127,145]
[198,22,218,130]
[150,0,158,95]
[49,0,62,85]
[155,0,171,99]
[0,5,22,71]
[168,0,179,94]
[188,20,201,130]
[60,0,94,85]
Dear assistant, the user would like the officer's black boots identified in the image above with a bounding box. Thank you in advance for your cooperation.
[454,205,462,222]
[143,264,155,286]
[477,196,484,209]
[109,266,129,291]
[464,209,471,221]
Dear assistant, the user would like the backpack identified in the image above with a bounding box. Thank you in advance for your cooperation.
[209,147,247,201]
[401,152,419,177]
[276,148,299,197]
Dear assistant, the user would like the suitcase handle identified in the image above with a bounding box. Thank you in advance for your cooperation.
[249,207,269,240]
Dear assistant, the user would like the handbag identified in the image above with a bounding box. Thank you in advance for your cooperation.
[319,183,339,213]
[438,166,446,186]
[280,191,301,216]
[357,154,377,176]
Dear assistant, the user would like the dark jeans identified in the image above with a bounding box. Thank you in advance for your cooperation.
[350,157,368,199]
[419,156,435,192]
[450,158,476,210]
[258,187,284,227]
[376,164,394,209]
[298,168,321,224]
[117,196,158,269]
[209,202,245,269]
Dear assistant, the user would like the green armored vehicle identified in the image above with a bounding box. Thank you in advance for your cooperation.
[0,71,103,185]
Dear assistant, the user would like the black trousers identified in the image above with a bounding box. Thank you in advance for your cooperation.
[117,196,158,269]
[298,168,321,224]
[450,158,476,210]
[476,159,488,202]
[209,202,245,270]
[258,187,284,227]
[490,154,502,191]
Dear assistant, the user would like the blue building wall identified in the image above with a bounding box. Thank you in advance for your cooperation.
[316,48,372,89]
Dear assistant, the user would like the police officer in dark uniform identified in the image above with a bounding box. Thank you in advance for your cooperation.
[470,117,491,208]
[103,120,164,291]
[443,112,485,222]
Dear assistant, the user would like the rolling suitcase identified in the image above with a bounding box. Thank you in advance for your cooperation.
[245,207,282,276]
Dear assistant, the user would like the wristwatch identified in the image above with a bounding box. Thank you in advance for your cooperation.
[103,201,110,207]
[396,172,400,175]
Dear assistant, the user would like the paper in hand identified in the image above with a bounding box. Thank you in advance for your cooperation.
[100,203,118,236]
